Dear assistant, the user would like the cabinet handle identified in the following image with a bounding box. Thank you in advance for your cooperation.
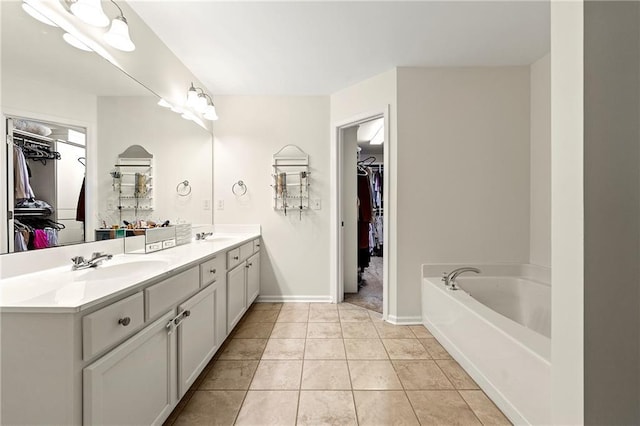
[183,310,191,318]
[210,268,216,274]
[233,256,239,260]
[118,317,131,326]
[248,263,253,267]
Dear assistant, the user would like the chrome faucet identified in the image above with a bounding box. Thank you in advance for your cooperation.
[195,232,213,240]
[442,267,481,290]
[71,252,113,270]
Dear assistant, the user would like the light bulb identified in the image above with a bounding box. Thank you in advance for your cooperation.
[70,0,109,27]
[196,94,208,113]
[186,84,199,108]
[63,33,93,52]
[203,104,219,121]
[104,16,135,52]
[22,3,58,27]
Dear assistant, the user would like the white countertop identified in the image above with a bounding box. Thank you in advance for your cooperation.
[0,232,260,314]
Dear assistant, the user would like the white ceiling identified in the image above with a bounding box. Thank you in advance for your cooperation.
[129,1,550,96]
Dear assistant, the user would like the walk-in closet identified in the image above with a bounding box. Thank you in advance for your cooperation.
[342,117,385,313]
[5,117,86,253]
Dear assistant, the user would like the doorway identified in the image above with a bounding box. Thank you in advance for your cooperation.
[339,116,386,313]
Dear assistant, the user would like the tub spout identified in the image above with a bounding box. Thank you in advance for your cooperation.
[445,267,481,290]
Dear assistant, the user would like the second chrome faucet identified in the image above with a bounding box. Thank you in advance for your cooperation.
[71,252,113,270]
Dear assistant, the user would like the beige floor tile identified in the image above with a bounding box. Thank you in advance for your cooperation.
[419,338,452,359]
[307,322,343,338]
[304,338,346,360]
[280,302,310,311]
[407,390,482,425]
[241,309,279,323]
[165,390,194,426]
[218,339,267,360]
[409,325,433,339]
[301,360,352,390]
[338,302,366,311]
[308,309,340,322]
[233,322,274,339]
[309,303,338,311]
[344,339,389,360]
[353,391,420,426]
[250,360,302,390]
[342,322,379,338]
[173,390,245,426]
[297,391,357,426]
[393,360,454,390]
[339,309,372,322]
[459,390,512,425]
[374,322,416,339]
[276,309,309,323]
[270,322,308,338]
[436,360,479,389]
[369,311,384,322]
[261,338,305,359]
[382,339,430,359]
[348,360,403,390]
[235,390,299,426]
[199,360,258,390]
[250,302,283,311]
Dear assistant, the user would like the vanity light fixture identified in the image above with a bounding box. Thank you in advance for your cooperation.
[70,0,110,27]
[103,1,135,52]
[186,83,200,108]
[22,3,58,27]
[63,32,93,52]
[184,84,219,121]
[202,94,219,121]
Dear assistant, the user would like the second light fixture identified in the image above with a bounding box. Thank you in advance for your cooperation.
[68,0,135,52]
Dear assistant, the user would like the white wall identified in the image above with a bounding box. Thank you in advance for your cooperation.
[97,96,213,227]
[396,67,531,319]
[342,127,358,293]
[330,69,397,314]
[213,96,330,300]
[550,2,584,424]
[530,53,551,269]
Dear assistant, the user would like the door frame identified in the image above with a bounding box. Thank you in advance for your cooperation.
[330,105,390,320]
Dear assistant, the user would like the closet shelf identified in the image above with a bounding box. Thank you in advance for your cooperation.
[14,208,52,217]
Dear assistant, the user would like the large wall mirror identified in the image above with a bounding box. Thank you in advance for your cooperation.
[1,0,213,255]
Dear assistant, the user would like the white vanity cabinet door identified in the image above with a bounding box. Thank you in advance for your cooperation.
[213,278,228,348]
[178,285,216,398]
[83,310,177,426]
[246,252,261,306]
[227,263,246,333]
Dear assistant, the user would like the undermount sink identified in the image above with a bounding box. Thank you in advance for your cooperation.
[201,235,237,242]
[74,260,169,281]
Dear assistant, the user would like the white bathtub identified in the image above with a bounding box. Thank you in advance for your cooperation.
[421,264,551,425]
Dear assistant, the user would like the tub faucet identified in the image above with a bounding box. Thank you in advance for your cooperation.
[196,232,213,240]
[71,252,113,270]
[444,267,481,290]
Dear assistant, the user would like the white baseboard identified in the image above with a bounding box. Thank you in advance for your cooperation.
[256,295,333,303]
[386,315,423,325]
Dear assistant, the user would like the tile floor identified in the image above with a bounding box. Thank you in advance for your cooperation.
[164,302,511,426]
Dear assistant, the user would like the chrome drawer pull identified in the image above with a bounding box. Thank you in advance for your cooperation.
[118,317,131,326]
[233,256,239,260]
[210,268,216,274]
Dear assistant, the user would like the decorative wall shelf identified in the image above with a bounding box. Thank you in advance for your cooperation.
[272,144,310,219]
[111,145,154,215]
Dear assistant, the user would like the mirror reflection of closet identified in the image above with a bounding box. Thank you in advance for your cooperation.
[7,117,86,253]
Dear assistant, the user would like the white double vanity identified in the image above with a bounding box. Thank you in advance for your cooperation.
[0,227,261,425]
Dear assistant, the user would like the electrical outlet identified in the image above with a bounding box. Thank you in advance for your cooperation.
[203,199,211,210]
[217,199,224,210]
[311,199,321,210]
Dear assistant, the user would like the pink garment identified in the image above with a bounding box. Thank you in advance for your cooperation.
[33,229,49,249]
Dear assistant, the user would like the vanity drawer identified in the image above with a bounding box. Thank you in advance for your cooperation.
[83,292,144,360]
[145,267,199,320]
[253,238,261,253]
[239,242,254,262]
[227,247,241,269]
[200,255,224,287]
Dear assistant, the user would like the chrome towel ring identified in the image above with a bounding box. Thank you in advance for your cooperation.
[176,180,192,196]
[232,180,247,196]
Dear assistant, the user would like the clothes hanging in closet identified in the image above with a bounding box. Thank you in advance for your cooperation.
[76,177,86,222]
[358,173,373,270]
[13,146,35,200]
